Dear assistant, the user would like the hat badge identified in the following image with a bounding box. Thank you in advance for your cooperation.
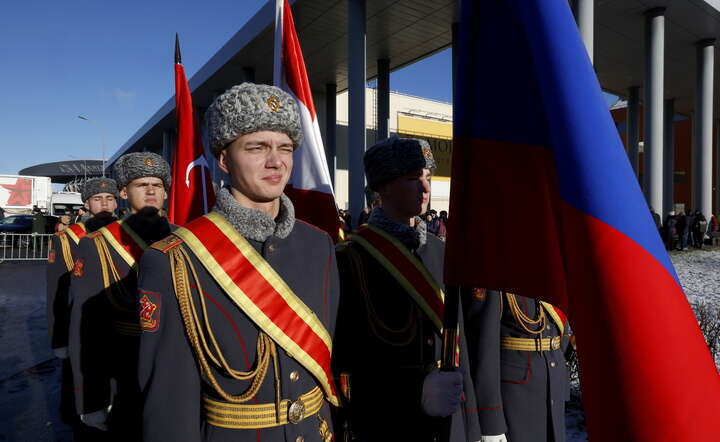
[100,182,108,189]
[145,158,154,167]
[422,147,432,159]
[266,96,281,112]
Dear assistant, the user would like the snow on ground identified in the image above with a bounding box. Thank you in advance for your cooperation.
[670,248,720,304]
[564,247,720,441]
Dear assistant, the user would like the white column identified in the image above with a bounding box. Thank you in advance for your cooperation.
[694,39,715,218]
[574,0,594,63]
[643,7,665,212]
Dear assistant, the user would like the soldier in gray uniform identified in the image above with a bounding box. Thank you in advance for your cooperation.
[333,137,481,442]
[464,291,570,442]
[137,83,339,442]
[46,177,118,438]
[69,152,173,440]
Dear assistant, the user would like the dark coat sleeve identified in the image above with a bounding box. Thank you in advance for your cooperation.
[68,236,113,415]
[46,234,72,350]
[137,247,202,442]
[463,289,507,436]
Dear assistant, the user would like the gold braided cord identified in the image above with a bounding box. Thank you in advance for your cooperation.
[94,236,135,313]
[505,292,546,336]
[169,246,282,412]
[58,235,74,272]
[344,245,417,346]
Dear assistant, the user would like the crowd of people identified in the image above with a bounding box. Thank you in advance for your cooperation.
[45,82,572,442]
[651,207,719,251]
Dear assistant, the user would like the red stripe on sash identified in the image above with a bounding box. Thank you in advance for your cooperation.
[354,226,444,319]
[104,221,145,263]
[186,216,335,396]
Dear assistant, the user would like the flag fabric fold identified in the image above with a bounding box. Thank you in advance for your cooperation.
[168,35,216,226]
[274,0,342,241]
[445,0,720,440]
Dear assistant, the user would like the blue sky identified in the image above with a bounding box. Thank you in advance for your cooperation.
[0,1,617,176]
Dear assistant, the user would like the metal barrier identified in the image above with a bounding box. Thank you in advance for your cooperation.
[0,233,54,262]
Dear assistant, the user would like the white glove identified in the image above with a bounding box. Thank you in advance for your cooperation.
[53,347,69,359]
[421,369,463,417]
[80,405,111,431]
[481,435,508,442]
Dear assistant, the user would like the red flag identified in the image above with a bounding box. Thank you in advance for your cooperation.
[168,34,215,225]
[447,1,720,440]
[274,0,343,241]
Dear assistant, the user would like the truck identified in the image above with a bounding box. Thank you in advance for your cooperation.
[0,174,52,215]
[49,192,84,216]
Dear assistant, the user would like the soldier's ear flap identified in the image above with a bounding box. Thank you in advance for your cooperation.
[119,187,129,200]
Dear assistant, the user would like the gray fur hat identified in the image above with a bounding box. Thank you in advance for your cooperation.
[205,82,303,156]
[81,177,119,202]
[364,137,436,190]
[113,152,171,190]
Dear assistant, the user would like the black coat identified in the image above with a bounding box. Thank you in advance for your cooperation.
[47,230,81,351]
[137,219,339,442]
[333,233,481,442]
[464,292,569,442]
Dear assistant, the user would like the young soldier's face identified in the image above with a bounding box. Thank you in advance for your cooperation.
[84,192,118,216]
[120,177,167,213]
[218,130,294,204]
[379,168,432,219]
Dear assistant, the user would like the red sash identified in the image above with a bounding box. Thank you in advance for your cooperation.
[96,220,148,269]
[173,212,339,406]
[349,224,445,332]
[64,222,87,245]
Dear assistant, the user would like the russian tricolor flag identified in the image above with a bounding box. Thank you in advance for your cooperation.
[274,0,343,241]
[445,1,720,439]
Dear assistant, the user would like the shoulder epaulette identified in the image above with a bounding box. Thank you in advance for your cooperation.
[87,231,103,239]
[150,235,184,253]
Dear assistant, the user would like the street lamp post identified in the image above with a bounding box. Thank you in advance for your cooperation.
[78,115,107,177]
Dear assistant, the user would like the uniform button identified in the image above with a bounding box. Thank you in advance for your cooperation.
[550,361,557,368]
[427,338,433,346]
[546,325,551,330]
[267,244,276,254]
[296,436,304,442]
[290,371,300,382]
[551,399,555,406]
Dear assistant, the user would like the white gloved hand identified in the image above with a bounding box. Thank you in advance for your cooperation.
[421,369,463,417]
[481,435,508,442]
[80,405,111,431]
[53,347,69,359]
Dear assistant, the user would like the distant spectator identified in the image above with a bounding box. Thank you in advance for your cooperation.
[710,214,719,233]
[0,206,5,220]
[691,211,708,249]
[650,207,661,230]
[683,210,695,250]
[72,207,87,224]
[676,211,688,250]
[32,206,47,234]
[55,215,71,233]
[437,210,448,241]
[357,187,382,228]
[664,211,678,251]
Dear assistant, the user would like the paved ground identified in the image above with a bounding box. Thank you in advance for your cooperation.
[0,261,72,442]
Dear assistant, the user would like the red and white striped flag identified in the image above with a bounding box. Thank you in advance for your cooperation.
[274,0,343,241]
[168,34,215,225]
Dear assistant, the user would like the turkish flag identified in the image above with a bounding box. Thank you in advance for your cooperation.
[168,36,215,226]
[274,0,343,242]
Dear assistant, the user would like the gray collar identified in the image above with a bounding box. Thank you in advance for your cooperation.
[212,187,295,242]
[368,207,427,250]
